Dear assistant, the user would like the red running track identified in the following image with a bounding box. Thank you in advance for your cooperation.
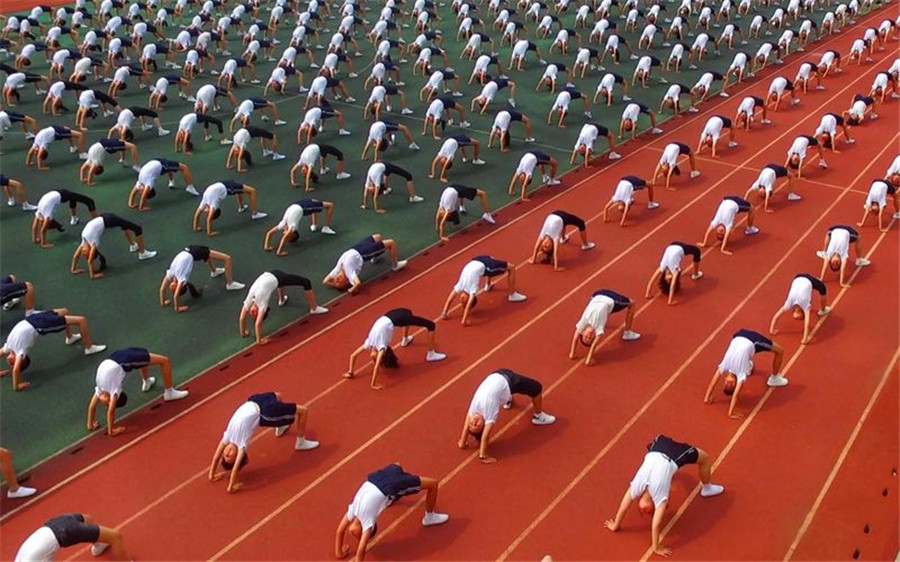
[1,10,898,561]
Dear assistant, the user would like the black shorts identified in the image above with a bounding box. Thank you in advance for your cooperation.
[353,236,386,261]
[383,85,399,96]
[250,97,268,109]
[507,109,524,122]
[249,392,297,427]
[186,244,211,261]
[449,133,473,146]
[52,125,73,140]
[25,311,68,334]
[530,151,552,164]
[1,280,28,305]
[298,198,324,214]
[733,329,773,353]
[647,435,699,467]
[552,210,585,231]
[0,174,8,187]
[222,179,245,195]
[156,158,181,173]
[270,270,312,290]
[592,289,630,312]
[109,347,150,371]
[246,126,274,139]
[452,184,478,201]
[44,514,101,548]
[497,368,542,397]
[473,255,508,277]
[367,464,422,501]
[725,196,752,212]
[5,111,25,123]
[100,138,126,153]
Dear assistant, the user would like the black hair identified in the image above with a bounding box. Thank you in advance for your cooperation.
[658,271,681,295]
[212,208,222,219]
[221,451,249,471]
[381,346,400,368]
[115,392,128,408]
[94,165,105,176]
[723,374,737,396]
[92,251,107,271]
[286,230,300,243]
[18,356,31,372]
[145,187,157,199]
[124,129,135,141]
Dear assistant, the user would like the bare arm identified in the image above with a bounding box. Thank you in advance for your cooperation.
[604,489,634,531]
[353,528,373,562]
[703,369,720,403]
[569,330,581,359]
[226,447,246,493]
[208,441,226,481]
[370,350,385,389]
[650,501,671,556]
[458,415,471,448]
[727,381,744,418]
[645,270,662,297]
[334,516,351,559]
[478,421,497,462]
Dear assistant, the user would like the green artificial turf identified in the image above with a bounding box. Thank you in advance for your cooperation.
[0,0,851,471]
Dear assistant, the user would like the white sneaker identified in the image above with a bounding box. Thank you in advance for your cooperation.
[129,243,139,253]
[893,212,900,220]
[700,484,725,497]
[787,193,802,201]
[186,185,200,196]
[295,437,320,451]
[720,92,730,98]
[141,123,155,131]
[762,119,772,125]
[621,330,641,341]
[138,250,157,260]
[745,226,759,235]
[310,306,329,314]
[409,142,421,150]
[141,376,157,392]
[226,281,246,291]
[401,335,415,347]
[687,107,700,113]
[90,543,110,557]
[422,512,450,526]
[855,257,871,266]
[727,141,738,148]
[65,334,83,345]
[211,267,226,278]
[609,151,622,160]
[391,260,408,271]
[459,121,471,128]
[336,172,351,179]
[321,226,336,235]
[426,350,447,362]
[345,97,357,103]
[219,138,233,145]
[6,197,14,207]
[691,271,704,280]
[817,306,831,317]
[275,119,287,125]
[647,201,660,209]
[7,486,37,499]
[581,242,595,250]
[401,108,414,115]
[690,170,701,178]
[472,158,485,165]
[503,399,513,410]
[251,211,268,220]
[547,178,561,186]
[508,292,527,302]
[271,153,286,161]
[338,128,351,135]
[275,425,290,437]
[409,195,424,203]
[163,388,189,401]
[651,127,663,134]
[532,412,556,425]
[70,216,80,226]
[524,136,536,142]
[84,344,107,356]
[767,374,789,387]
[482,212,496,224]
[158,128,171,136]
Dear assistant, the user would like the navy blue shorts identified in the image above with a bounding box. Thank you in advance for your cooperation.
[1,280,28,305]
[109,347,150,371]
[298,198,323,214]
[0,174,8,186]
[5,111,25,123]
[367,464,422,501]
[44,514,100,548]
[383,85,399,96]
[473,255,508,277]
[249,392,298,427]
[156,158,181,173]
[25,311,67,334]
[530,151,552,164]
[733,329,773,353]
[320,106,337,118]
[222,179,245,195]
[647,435,699,467]
[353,236,386,261]
[250,97,268,108]
[725,196,752,212]
[52,125,72,140]
[382,120,400,132]
[497,368,542,397]
[99,138,126,152]
[592,289,630,313]
[186,245,211,261]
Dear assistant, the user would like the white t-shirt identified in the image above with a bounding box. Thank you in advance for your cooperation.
[538,213,565,241]
[347,481,390,532]
[95,359,127,398]
[629,452,678,508]
[718,336,755,381]
[363,315,394,350]
[453,260,486,295]
[866,180,890,209]
[710,199,740,228]
[701,117,724,141]
[439,187,460,212]
[221,400,261,449]
[14,527,60,562]
[467,372,511,424]
[200,182,229,210]
[276,204,305,232]
[2,320,40,358]
[783,276,813,311]
[166,251,195,284]
[826,228,851,259]
[328,249,364,285]
[659,244,685,273]
[575,294,614,334]
[242,271,279,314]
[36,191,62,219]
[81,216,106,247]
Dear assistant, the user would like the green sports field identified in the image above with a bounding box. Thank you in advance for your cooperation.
[0,0,820,471]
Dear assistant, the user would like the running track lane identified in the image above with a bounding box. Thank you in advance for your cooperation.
[1,13,897,561]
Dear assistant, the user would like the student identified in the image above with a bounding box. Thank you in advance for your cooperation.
[703,329,787,418]
[603,175,659,226]
[529,211,596,271]
[70,213,158,279]
[769,274,831,344]
[785,134,826,177]
[334,463,449,561]
[14,514,129,562]
[428,135,485,183]
[734,95,769,130]
[362,161,424,214]
[696,115,738,158]
[435,184,496,242]
[31,189,97,248]
[571,122,622,166]
[440,256,527,325]
[226,126,286,171]
[458,370,556,463]
[604,435,725,557]
[0,448,37,499]
[87,349,190,436]
[645,242,704,305]
[361,120,420,162]
[79,138,142,186]
[858,179,900,231]
[547,85,592,128]
[323,235,408,294]
[651,142,701,190]
[569,290,641,366]
[487,109,536,152]
[129,158,197,209]
[159,245,246,313]
[744,164,797,212]
[508,151,561,201]
[766,76,799,111]
[208,392,319,494]
[345,308,447,390]
[816,225,871,287]
[2,309,107,391]
[239,270,329,344]
[192,180,268,236]
[264,199,337,256]
[26,125,87,170]
[619,101,663,140]
[1,275,35,315]
[698,196,759,255]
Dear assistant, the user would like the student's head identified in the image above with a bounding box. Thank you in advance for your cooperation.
[145,187,157,200]
[659,162,670,177]
[703,135,714,148]
[757,186,767,198]
[333,270,350,289]
[285,229,300,243]
[723,373,738,395]
[169,281,189,295]
[537,236,553,263]
[99,391,128,408]
[579,325,597,347]
[459,292,478,309]
[7,353,30,372]
[791,305,804,319]
[829,254,842,271]
[638,490,655,515]
[623,118,634,132]
[348,518,363,539]
[788,154,801,169]
[869,202,880,213]
[714,224,727,240]
[817,132,832,148]
[659,270,681,294]
[212,208,222,220]
[248,304,269,320]
[94,165,105,176]
[221,443,249,470]
[467,413,486,438]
